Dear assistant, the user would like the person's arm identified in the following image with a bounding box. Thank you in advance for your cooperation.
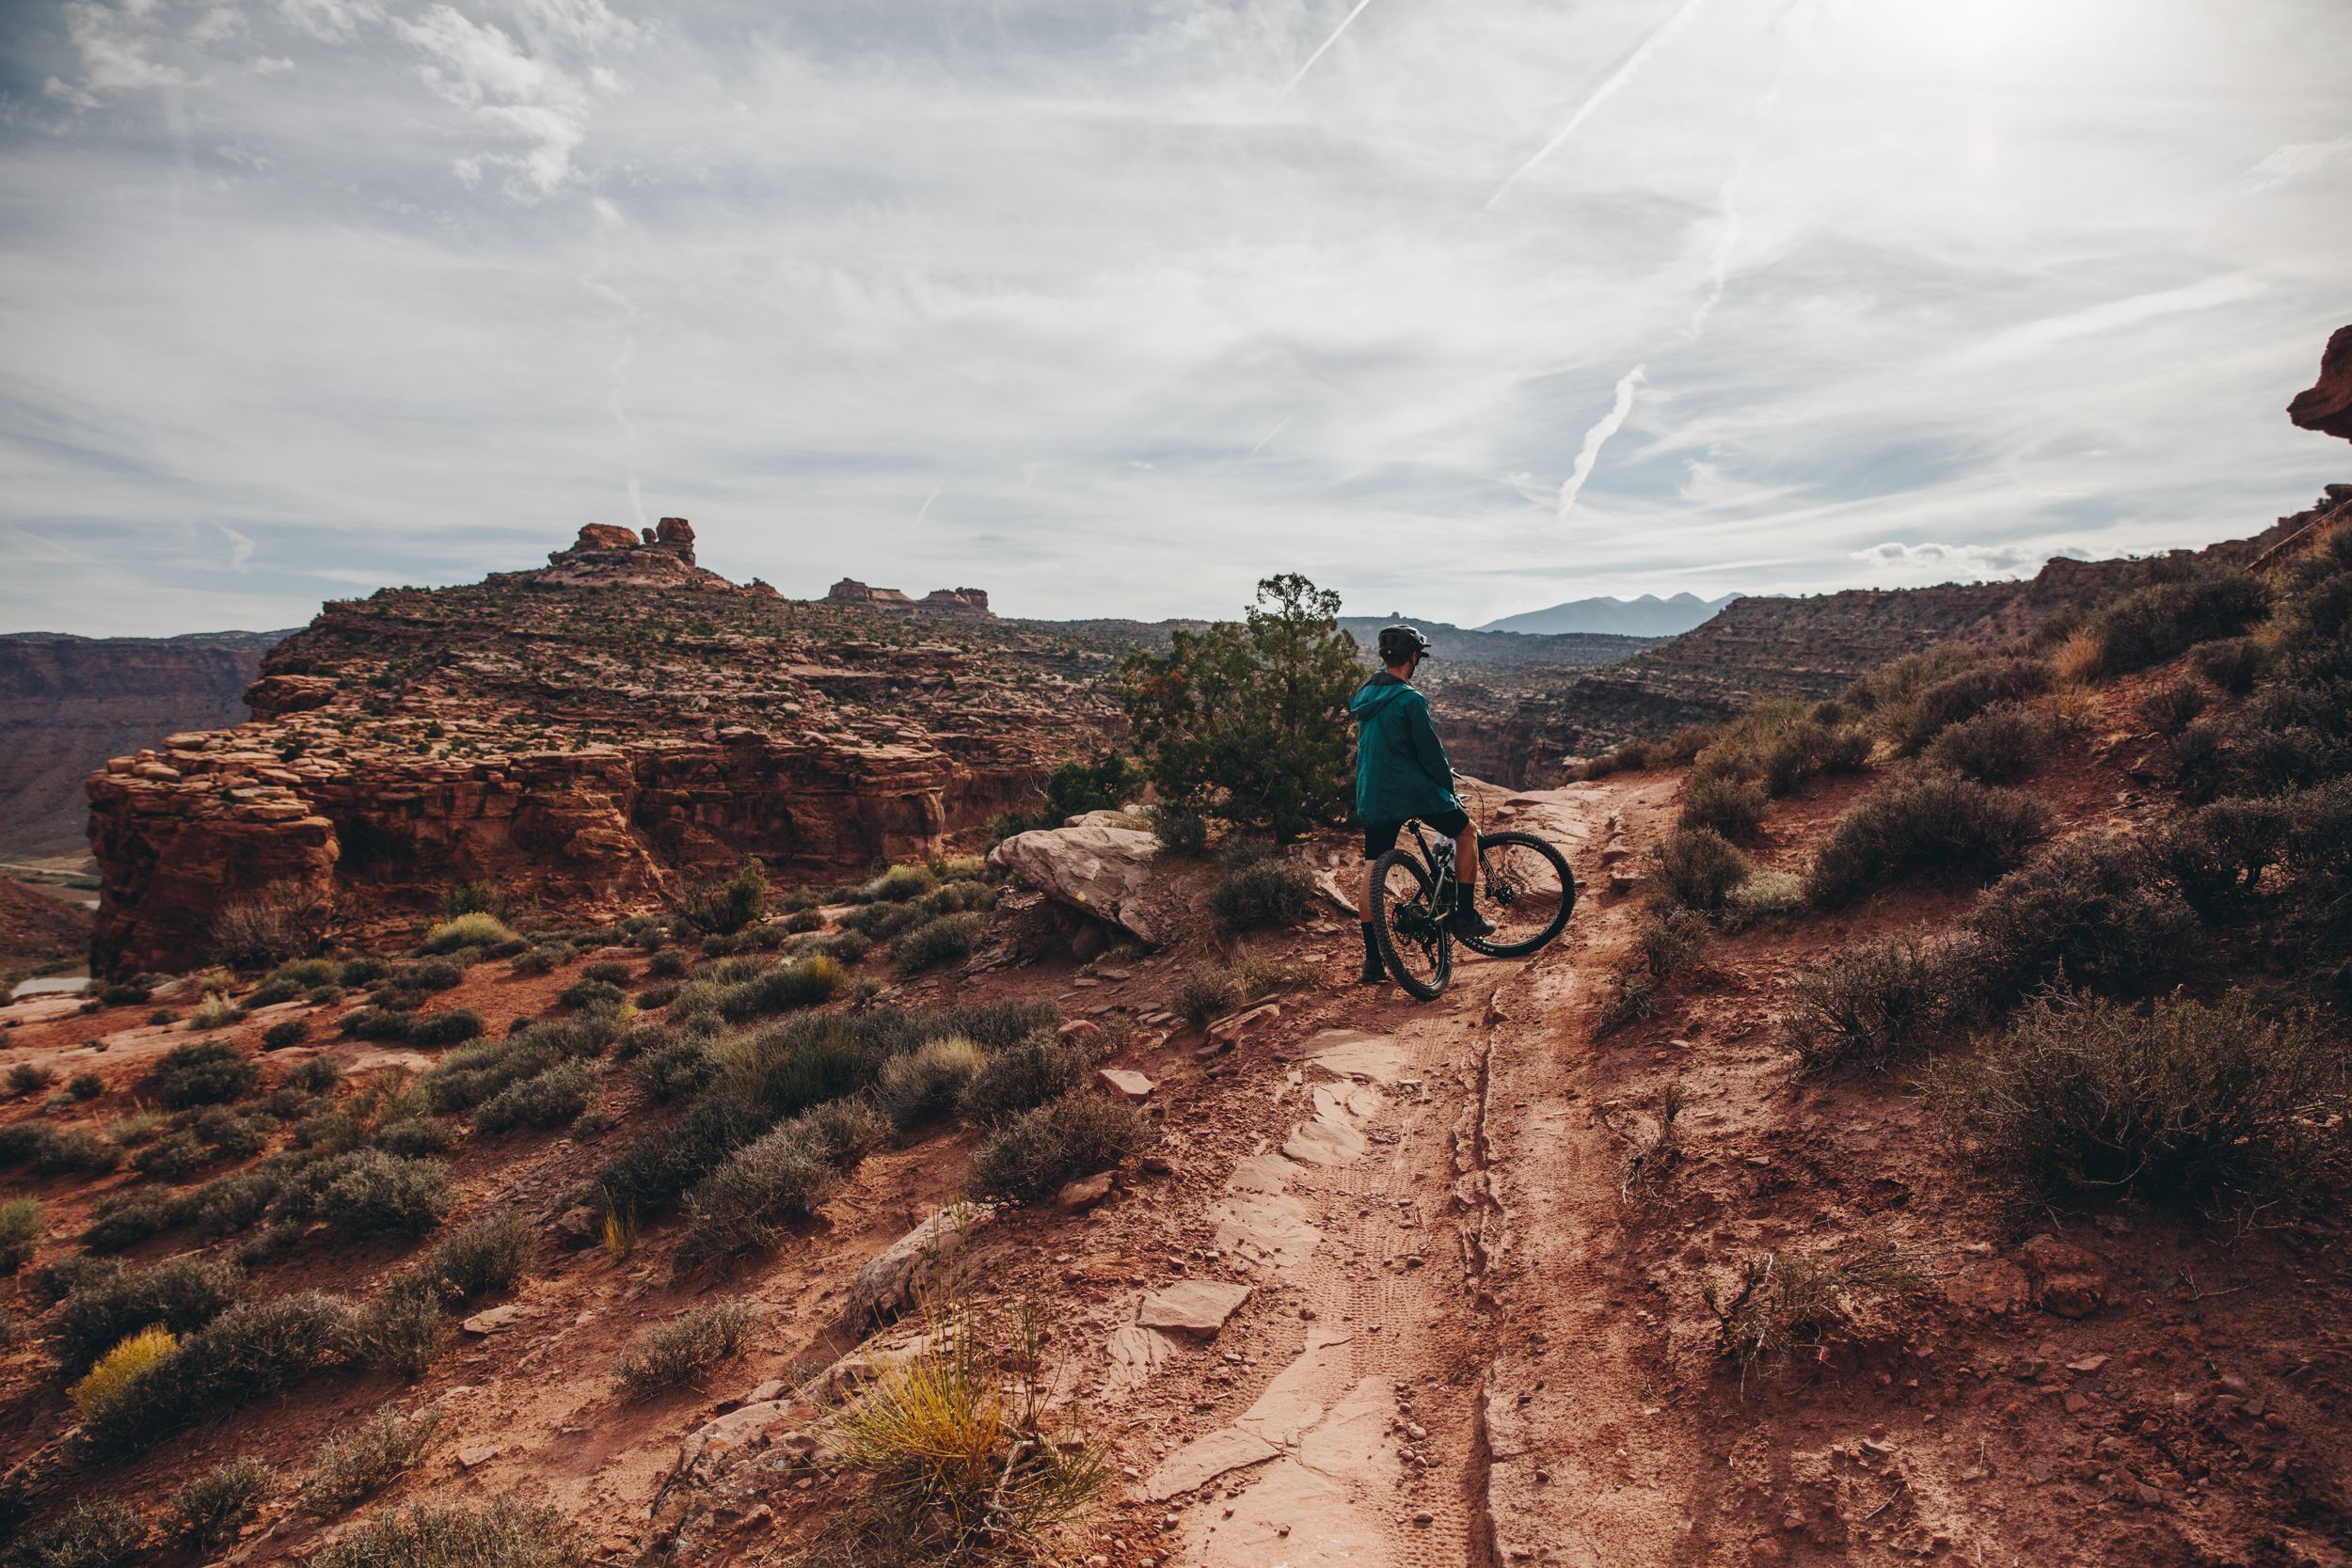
[1405,693,1454,791]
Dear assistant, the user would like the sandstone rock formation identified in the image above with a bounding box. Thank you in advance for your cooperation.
[2289,324,2352,441]
[0,631,286,863]
[827,578,994,616]
[987,811,1166,945]
[87,531,1128,974]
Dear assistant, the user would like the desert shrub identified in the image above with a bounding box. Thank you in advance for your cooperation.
[1804,773,2052,907]
[196,1104,272,1154]
[98,980,152,1006]
[2191,635,2265,694]
[269,1149,450,1237]
[614,1301,753,1397]
[876,1036,986,1130]
[736,953,845,1014]
[405,957,468,992]
[0,1125,120,1175]
[474,1060,596,1133]
[896,912,984,974]
[842,900,918,940]
[212,890,328,971]
[81,1190,191,1252]
[1594,972,1659,1037]
[67,1070,104,1101]
[308,1497,584,1568]
[2159,795,2293,920]
[6,1499,147,1568]
[172,1457,273,1547]
[339,1006,413,1041]
[1717,869,1806,933]
[989,752,1146,840]
[580,959,632,987]
[678,1125,842,1263]
[966,1092,1143,1204]
[508,942,572,976]
[68,1323,179,1421]
[644,947,691,981]
[1677,769,1767,840]
[0,1196,40,1272]
[1761,720,1870,797]
[404,1006,485,1047]
[81,1291,360,1449]
[631,1034,715,1103]
[1924,702,2056,784]
[421,913,517,956]
[5,1063,54,1099]
[1636,905,1710,981]
[1899,657,2049,750]
[132,1130,215,1180]
[2085,564,2268,676]
[2140,677,2210,737]
[1932,990,2351,1206]
[1210,853,1318,930]
[358,1284,450,1379]
[865,864,939,904]
[1963,832,2200,1006]
[301,1404,443,1513]
[1150,801,1211,855]
[336,958,388,988]
[554,978,621,1011]
[372,1116,458,1158]
[799,1098,890,1165]
[1774,936,1970,1071]
[190,1168,284,1236]
[1171,963,1243,1027]
[415,1211,534,1302]
[958,1030,1106,1122]
[801,929,872,967]
[676,857,770,937]
[592,1088,771,1218]
[278,1054,339,1096]
[440,880,503,919]
[56,1254,243,1370]
[262,1018,310,1051]
[1651,827,1752,913]
[149,1037,259,1108]
[1708,1244,1923,1380]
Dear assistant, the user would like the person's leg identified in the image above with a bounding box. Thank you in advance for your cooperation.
[1454,824,1477,894]
[1358,824,1392,982]
[1444,810,1493,936]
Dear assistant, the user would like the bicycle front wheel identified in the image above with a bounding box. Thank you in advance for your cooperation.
[1461,830,1575,958]
[1369,848,1451,1001]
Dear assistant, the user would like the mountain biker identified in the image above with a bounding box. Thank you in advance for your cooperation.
[1351,624,1492,985]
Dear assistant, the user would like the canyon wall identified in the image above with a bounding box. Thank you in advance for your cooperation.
[0,631,285,863]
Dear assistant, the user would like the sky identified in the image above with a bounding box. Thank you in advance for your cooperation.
[1,0,2348,636]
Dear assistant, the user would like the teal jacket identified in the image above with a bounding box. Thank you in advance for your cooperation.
[1350,673,1462,825]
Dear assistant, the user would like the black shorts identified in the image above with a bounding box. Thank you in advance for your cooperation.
[1362,807,1470,859]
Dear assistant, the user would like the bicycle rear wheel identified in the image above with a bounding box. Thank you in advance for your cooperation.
[1461,830,1575,958]
[1369,848,1451,1001]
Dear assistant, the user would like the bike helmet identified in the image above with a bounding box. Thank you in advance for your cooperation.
[1376,624,1434,665]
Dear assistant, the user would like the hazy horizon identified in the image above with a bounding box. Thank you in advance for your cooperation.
[4,0,2348,637]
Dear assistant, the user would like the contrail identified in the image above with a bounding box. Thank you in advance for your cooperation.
[1557,364,1645,519]
[1486,0,1706,210]
[916,483,941,522]
[1279,0,1375,101]
[1248,413,1292,455]
[1685,150,1745,340]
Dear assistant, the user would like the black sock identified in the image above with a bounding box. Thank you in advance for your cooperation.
[1456,884,1477,913]
[1359,922,1380,962]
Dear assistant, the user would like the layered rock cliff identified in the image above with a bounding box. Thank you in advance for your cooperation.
[87,529,1123,975]
[0,631,286,863]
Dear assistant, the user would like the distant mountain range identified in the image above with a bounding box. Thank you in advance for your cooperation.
[1478,593,1741,638]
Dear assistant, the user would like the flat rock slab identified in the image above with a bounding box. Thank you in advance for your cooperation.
[1300,1028,1410,1085]
[1143,1425,1280,1501]
[460,1304,532,1336]
[1224,1152,1297,1196]
[1210,1190,1321,1275]
[1282,1116,1369,1167]
[1137,1279,1251,1337]
[840,1203,988,1336]
[1095,1067,1155,1102]
[1103,1322,1181,1398]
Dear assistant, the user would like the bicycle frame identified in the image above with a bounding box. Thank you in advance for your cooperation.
[1406,821,1458,911]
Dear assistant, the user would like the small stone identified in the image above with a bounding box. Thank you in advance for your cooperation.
[1096,1068,1156,1103]
[457,1444,502,1469]
[1057,1172,1115,1210]
[1412,1511,1434,1526]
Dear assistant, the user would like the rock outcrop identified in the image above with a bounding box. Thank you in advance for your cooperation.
[87,531,1126,974]
[827,578,994,617]
[2290,325,2352,441]
[987,811,1166,946]
[0,631,286,863]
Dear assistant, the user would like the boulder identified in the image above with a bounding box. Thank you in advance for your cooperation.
[1095,1067,1155,1103]
[1056,1172,1114,1210]
[2288,325,2352,441]
[839,1204,989,1335]
[573,524,641,550]
[2017,1234,2108,1319]
[1137,1279,1250,1338]
[988,817,1164,945]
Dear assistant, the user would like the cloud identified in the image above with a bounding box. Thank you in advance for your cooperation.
[275,0,385,42]
[1850,540,2086,580]
[392,3,596,197]
[60,0,190,91]
[1486,0,1707,209]
[1558,365,1646,519]
[2247,135,2352,191]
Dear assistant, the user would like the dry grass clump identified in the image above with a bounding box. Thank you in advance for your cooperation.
[1923,701,2058,784]
[826,1278,1106,1564]
[421,913,519,955]
[1804,772,2052,907]
[1593,973,1660,1038]
[7,1500,147,1568]
[1677,769,1767,841]
[211,890,329,971]
[1209,852,1319,930]
[1616,1080,1685,1203]
[614,1301,753,1398]
[966,1092,1142,1204]
[300,1405,444,1513]
[171,1457,274,1547]
[67,1324,179,1419]
[1774,936,1970,1071]
[309,1497,584,1568]
[1708,1244,1924,1382]
[876,1037,988,1130]
[0,1196,42,1273]
[1931,990,2351,1208]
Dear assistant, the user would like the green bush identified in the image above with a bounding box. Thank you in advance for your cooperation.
[1209,854,1319,930]
[0,1124,119,1175]
[593,1089,771,1219]
[172,1457,274,1547]
[81,1190,192,1252]
[67,1070,103,1101]
[373,1116,458,1158]
[896,913,984,974]
[6,1500,146,1568]
[966,1092,1144,1205]
[1898,657,2049,750]
[148,1039,260,1108]
[580,959,632,986]
[614,1302,754,1397]
[1677,769,1766,840]
[300,1404,443,1513]
[422,913,517,955]
[407,1007,485,1046]
[958,1030,1107,1123]
[843,900,919,939]
[1151,802,1211,855]
[1804,773,2053,907]
[474,1060,596,1132]
[1651,828,1752,912]
[132,1130,216,1180]
[861,864,937,904]
[405,957,469,991]
[268,1149,450,1237]
[557,979,625,1011]
[1931,991,2350,1206]
[56,1255,244,1371]
[508,942,573,976]
[0,1196,41,1272]
[647,946,691,976]
[989,752,1146,841]
[1923,703,2056,784]
[308,1497,584,1568]
[2085,564,2268,676]
[676,857,770,937]
[876,1037,986,1130]
[262,1017,310,1051]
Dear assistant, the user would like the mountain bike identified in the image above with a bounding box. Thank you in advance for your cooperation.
[1367,816,1576,1002]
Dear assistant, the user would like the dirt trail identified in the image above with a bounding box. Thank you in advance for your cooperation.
[1131,776,1674,1568]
